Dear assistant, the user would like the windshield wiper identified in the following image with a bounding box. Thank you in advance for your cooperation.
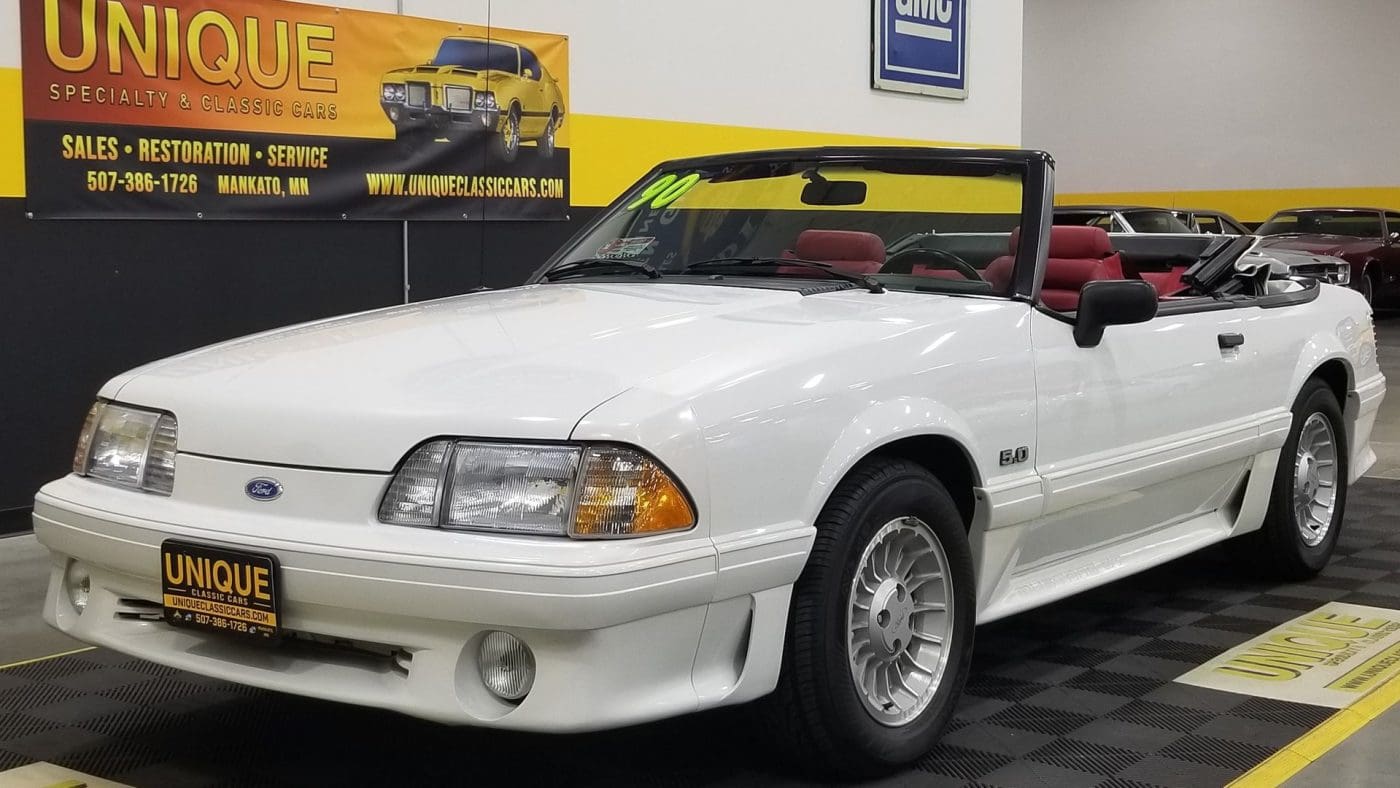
[682,257,886,294]
[543,258,661,281]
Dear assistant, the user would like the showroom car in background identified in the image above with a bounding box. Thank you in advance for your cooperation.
[1256,207,1400,305]
[34,148,1384,777]
[1054,204,1197,233]
[1173,208,1251,235]
[380,36,565,161]
[1245,246,1352,289]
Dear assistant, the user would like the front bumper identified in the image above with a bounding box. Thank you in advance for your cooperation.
[34,456,804,730]
[381,101,498,131]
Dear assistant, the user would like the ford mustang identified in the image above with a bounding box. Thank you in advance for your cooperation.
[34,148,1384,776]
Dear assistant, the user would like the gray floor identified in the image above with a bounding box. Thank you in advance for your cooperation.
[4,317,1400,784]
[0,532,80,665]
[1365,316,1400,481]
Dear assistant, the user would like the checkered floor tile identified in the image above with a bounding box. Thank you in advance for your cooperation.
[4,479,1400,786]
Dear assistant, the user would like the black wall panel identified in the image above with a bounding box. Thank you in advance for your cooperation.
[405,207,599,299]
[1,198,599,521]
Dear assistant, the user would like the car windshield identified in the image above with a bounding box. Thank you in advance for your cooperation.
[1257,211,1382,238]
[431,39,518,72]
[545,160,1027,296]
[1121,210,1193,234]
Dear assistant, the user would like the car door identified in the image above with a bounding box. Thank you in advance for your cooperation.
[1023,302,1267,570]
[1379,212,1400,296]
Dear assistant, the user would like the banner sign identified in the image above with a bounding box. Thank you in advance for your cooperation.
[19,0,570,219]
[1176,602,1400,708]
[872,0,968,100]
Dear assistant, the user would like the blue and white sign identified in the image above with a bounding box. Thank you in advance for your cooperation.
[873,0,968,99]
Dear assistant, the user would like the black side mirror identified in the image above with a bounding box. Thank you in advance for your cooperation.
[1074,280,1159,348]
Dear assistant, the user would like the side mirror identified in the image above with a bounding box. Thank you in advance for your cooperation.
[523,67,537,80]
[1389,231,1400,244]
[1074,280,1159,348]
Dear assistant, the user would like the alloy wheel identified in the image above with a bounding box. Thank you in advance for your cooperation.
[1295,412,1339,547]
[846,517,955,727]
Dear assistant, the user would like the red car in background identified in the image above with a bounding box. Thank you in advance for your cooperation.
[1256,208,1400,305]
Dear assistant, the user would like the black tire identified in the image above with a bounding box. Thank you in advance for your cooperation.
[493,107,521,163]
[1361,270,1376,306]
[537,112,557,159]
[1245,378,1348,580]
[764,458,976,778]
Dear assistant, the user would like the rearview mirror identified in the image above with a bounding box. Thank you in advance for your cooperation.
[1074,280,1159,348]
[801,179,867,206]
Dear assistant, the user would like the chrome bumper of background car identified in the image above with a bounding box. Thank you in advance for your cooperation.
[1291,263,1352,286]
[381,100,498,129]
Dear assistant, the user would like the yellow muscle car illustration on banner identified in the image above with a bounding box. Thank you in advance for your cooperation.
[380,36,565,162]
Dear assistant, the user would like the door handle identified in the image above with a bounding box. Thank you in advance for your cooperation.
[1218,333,1245,349]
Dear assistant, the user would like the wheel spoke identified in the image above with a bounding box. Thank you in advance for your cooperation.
[903,650,936,674]
[890,662,916,702]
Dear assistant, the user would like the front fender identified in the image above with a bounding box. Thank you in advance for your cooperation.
[806,396,983,525]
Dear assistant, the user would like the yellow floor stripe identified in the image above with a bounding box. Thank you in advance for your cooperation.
[1229,668,1400,786]
[0,646,95,671]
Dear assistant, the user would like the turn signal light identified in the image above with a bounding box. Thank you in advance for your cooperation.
[571,446,696,538]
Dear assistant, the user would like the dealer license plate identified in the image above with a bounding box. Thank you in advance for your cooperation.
[160,540,280,640]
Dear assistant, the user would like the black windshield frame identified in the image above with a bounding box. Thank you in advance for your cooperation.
[530,147,1056,303]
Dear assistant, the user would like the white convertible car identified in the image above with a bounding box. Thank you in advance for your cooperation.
[35,148,1384,775]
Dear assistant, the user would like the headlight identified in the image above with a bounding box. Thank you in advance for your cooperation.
[1336,266,1352,286]
[382,83,405,102]
[473,91,496,110]
[378,441,695,538]
[73,401,178,495]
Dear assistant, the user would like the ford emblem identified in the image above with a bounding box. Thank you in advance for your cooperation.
[245,478,283,502]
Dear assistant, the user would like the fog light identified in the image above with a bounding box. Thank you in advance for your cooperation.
[479,631,535,702]
[65,561,91,614]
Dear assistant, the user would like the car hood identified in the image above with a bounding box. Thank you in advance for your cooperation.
[385,65,483,79]
[1257,234,1374,257]
[107,283,900,471]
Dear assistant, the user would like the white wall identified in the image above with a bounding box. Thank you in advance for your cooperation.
[1024,0,1400,194]
[418,0,1026,146]
[1,0,18,68]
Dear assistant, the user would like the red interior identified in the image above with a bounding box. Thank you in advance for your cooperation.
[781,226,1188,306]
[1138,269,1190,297]
[781,230,886,275]
[1038,226,1124,312]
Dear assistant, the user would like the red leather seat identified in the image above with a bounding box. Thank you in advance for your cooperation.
[1039,227,1123,311]
[983,228,1020,292]
[783,230,886,275]
[984,227,1125,310]
[1139,268,1189,297]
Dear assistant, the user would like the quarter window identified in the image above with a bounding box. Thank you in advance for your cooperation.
[521,48,542,80]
